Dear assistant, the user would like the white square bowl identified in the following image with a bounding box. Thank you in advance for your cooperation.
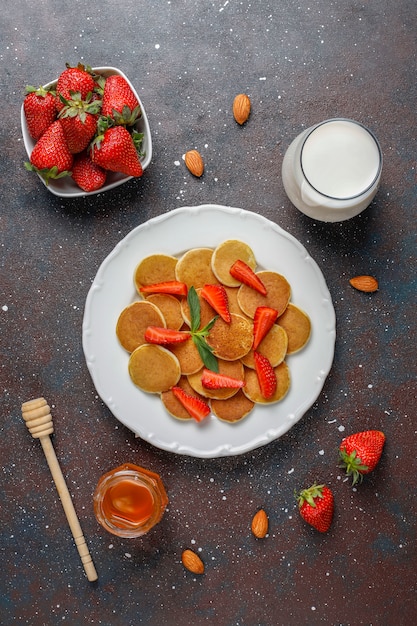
[21,66,152,198]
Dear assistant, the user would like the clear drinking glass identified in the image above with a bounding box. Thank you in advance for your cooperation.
[281,118,382,222]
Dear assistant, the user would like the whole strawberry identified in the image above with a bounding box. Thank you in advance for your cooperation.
[296,483,334,533]
[71,151,107,192]
[23,85,57,140]
[339,430,386,485]
[58,92,101,153]
[91,125,143,177]
[101,74,140,124]
[55,63,96,112]
[25,120,73,184]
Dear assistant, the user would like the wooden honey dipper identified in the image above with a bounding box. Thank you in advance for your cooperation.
[21,397,98,582]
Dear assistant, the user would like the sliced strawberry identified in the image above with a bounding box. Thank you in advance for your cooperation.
[200,284,231,323]
[253,306,279,350]
[229,260,267,295]
[253,351,277,399]
[171,386,211,422]
[201,368,245,390]
[144,326,190,345]
[140,281,188,297]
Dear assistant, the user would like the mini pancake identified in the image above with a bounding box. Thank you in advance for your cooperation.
[134,254,178,293]
[180,288,216,328]
[277,303,311,354]
[116,300,165,353]
[161,376,205,421]
[243,361,290,404]
[168,337,204,375]
[146,294,184,330]
[211,239,257,287]
[237,270,291,319]
[241,324,288,369]
[224,286,250,318]
[128,344,181,393]
[211,389,255,423]
[206,313,253,361]
[175,247,218,289]
[188,359,245,400]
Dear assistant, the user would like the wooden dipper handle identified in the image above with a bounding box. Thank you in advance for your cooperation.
[21,397,98,582]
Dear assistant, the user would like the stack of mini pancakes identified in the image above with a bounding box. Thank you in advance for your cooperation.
[116,240,311,423]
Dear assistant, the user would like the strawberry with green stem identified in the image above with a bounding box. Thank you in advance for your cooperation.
[296,483,334,533]
[55,62,96,112]
[100,74,141,125]
[23,85,57,140]
[25,120,73,184]
[58,91,101,154]
[339,430,386,485]
[90,117,144,177]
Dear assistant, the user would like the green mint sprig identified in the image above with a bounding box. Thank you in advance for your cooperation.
[187,286,219,372]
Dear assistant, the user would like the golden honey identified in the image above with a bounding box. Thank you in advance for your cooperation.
[93,463,168,538]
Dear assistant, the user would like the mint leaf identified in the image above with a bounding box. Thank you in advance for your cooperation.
[198,316,218,336]
[192,335,219,372]
[187,286,219,371]
[188,286,200,332]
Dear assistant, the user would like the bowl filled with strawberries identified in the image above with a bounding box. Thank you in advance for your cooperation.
[21,64,152,197]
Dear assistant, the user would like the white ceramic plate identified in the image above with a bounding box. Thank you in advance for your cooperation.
[82,205,336,458]
[21,66,152,198]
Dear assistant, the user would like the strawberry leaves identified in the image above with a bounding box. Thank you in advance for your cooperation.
[188,286,219,372]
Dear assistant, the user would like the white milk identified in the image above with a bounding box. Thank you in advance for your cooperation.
[282,119,382,222]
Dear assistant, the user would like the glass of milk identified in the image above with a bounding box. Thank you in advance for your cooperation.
[281,118,382,222]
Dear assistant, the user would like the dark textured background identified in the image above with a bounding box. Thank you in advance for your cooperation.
[1,1,416,624]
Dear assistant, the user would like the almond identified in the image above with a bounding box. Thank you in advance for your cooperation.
[181,549,204,574]
[233,93,251,125]
[251,508,268,538]
[184,150,204,177]
[349,275,379,293]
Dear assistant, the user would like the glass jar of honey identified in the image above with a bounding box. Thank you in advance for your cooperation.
[93,463,168,538]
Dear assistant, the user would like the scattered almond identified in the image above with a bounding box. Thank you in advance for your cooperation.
[181,549,205,574]
[349,275,379,293]
[233,93,251,125]
[251,508,268,538]
[184,150,204,177]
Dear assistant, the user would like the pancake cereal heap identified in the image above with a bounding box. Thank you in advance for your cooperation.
[116,239,311,424]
